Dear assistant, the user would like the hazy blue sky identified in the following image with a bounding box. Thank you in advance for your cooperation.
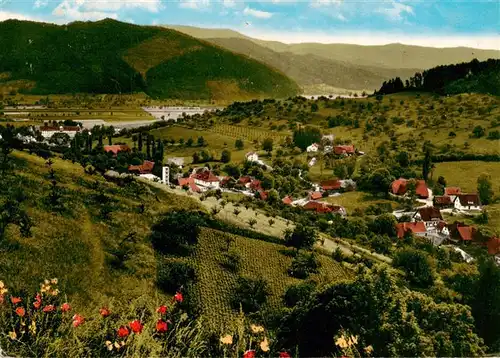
[1,0,499,49]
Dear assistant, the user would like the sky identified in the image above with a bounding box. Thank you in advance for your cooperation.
[0,0,499,49]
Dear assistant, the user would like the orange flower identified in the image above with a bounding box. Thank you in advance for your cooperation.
[99,307,110,317]
[129,320,143,334]
[117,326,130,338]
[156,305,168,315]
[15,307,25,317]
[33,294,42,310]
[243,350,256,358]
[173,292,183,303]
[156,319,168,333]
[42,305,55,313]
[11,297,22,305]
[72,314,84,327]
[279,352,291,358]
[61,303,71,313]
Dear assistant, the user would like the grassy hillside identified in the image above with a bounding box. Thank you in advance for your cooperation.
[0,19,299,100]
[205,37,418,91]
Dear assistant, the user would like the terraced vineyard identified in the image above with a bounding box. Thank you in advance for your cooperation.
[192,228,349,329]
[207,123,290,143]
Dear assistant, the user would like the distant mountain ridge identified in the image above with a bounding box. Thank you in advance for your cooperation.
[0,19,299,100]
[167,25,500,92]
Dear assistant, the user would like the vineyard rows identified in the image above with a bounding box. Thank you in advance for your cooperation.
[207,124,289,143]
[192,228,348,328]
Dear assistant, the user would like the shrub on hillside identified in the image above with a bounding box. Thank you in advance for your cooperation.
[230,276,270,313]
[157,261,196,294]
[283,281,317,307]
[288,251,321,279]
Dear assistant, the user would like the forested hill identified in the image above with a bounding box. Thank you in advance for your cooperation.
[376,58,500,96]
[0,19,299,100]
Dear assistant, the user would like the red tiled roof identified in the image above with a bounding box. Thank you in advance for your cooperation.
[418,207,443,221]
[487,237,500,255]
[416,180,429,199]
[391,178,407,195]
[334,145,355,155]
[457,226,474,241]
[178,177,201,192]
[391,178,428,198]
[104,145,131,156]
[309,191,323,200]
[282,196,293,205]
[445,187,461,196]
[192,170,220,183]
[303,201,344,214]
[249,179,262,191]
[258,190,268,201]
[434,196,452,205]
[396,222,427,239]
[238,176,252,184]
[321,179,342,191]
[128,160,155,174]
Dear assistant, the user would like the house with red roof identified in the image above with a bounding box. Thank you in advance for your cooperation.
[448,222,477,242]
[104,144,131,157]
[282,196,293,206]
[333,145,355,156]
[391,178,429,199]
[238,176,252,187]
[256,190,268,201]
[178,177,201,193]
[486,237,500,255]
[320,179,342,192]
[413,207,443,229]
[191,168,220,190]
[128,160,155,175]
[433,195,453,209]
[308,191,323,200]
[445,187,461,196]
[249,179,262,191]
[303,201,346,216]
[396,222,427,239]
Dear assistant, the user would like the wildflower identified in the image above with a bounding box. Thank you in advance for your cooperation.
[364,345,374,355]
[243,350,256,358]
[8,331,17,340]
[72,314,84,327]
[174,292,183,303]
[156,305,168,315]
[105,341,113,351]
[220,334,233,345]
[129,320,143,334]
[33,294,42,310]
[15,307,26,317]
[114,341,126,349]
[44,279,50,285]
[61,303,71,312]
[43,305,55,313]
[156,319,168,333]
[260,337,270,352]
[11,297,22,305]
[51,278,58,285]
[250,324,265,334]
[117,326,130,338]
[29,320,36,335]
[99,307,110,317]
[0,295,4,304]
[0,281,7,295]
[279,352,291,358]
[51,289,60,296]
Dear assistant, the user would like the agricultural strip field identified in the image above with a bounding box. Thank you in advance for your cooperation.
[191,228,349,329]
[3,109,154,122]
[207,123,290,143]
[433,161,500,193]
[322,191,400,215]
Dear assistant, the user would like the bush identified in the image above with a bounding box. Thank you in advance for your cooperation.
[220,251,241,273]
[157,260,196,294]
[393,249,435,288]
[283,281,317,307]
[288,252,320,279]
[230,276,270,313]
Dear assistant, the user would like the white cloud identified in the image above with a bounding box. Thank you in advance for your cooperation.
[243,6,272,19]
[222,0,236,8]
[52,0,118,21]
[0,10,42,21]
[34,0,49,9]
[78,0,162,13]
[310,0,342,8]
[179,0,210,10]
[376,0,414,21]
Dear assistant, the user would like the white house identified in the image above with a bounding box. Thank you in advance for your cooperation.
[453,194,482,211]
[191,168,220,190]
[245,152,259,162]
[306,143,319,153]
[308,157,317,167]
[413,207,444,229]
[39,125,81,139]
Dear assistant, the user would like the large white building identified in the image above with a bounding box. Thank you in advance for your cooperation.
[39,125,81,139]
[306,143,319,153]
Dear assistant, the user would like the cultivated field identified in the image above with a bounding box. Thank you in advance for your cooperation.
[433,161,500,193]
[322,191,399,215]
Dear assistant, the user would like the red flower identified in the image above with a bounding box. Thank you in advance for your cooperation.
[0,295,4,304]
[33,294,42,309]
[61,303,71,312]
[173,292,183,303]
[243,350,256,358]
[279,352,291,358]
[99,307,110,317]
[156,305,168,315]
[11,297,22,305]
[42,305,55,313]
[117,326,130,338]
[15,307,25,317]
[72,314,84,327]
[129,320,143,334]
[156,319,168,333]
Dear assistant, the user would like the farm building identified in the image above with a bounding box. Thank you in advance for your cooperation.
[333,145,355,156]
[303,201,346,216]
[128,161,155,175]
[396,222,427,239]
[448,222,477,242]
[413,207,443,229]
[453,194,481,211]
[191,168,220,190]
[321,179,342,191]
[433,195,453,209]
[391,178,429,199]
